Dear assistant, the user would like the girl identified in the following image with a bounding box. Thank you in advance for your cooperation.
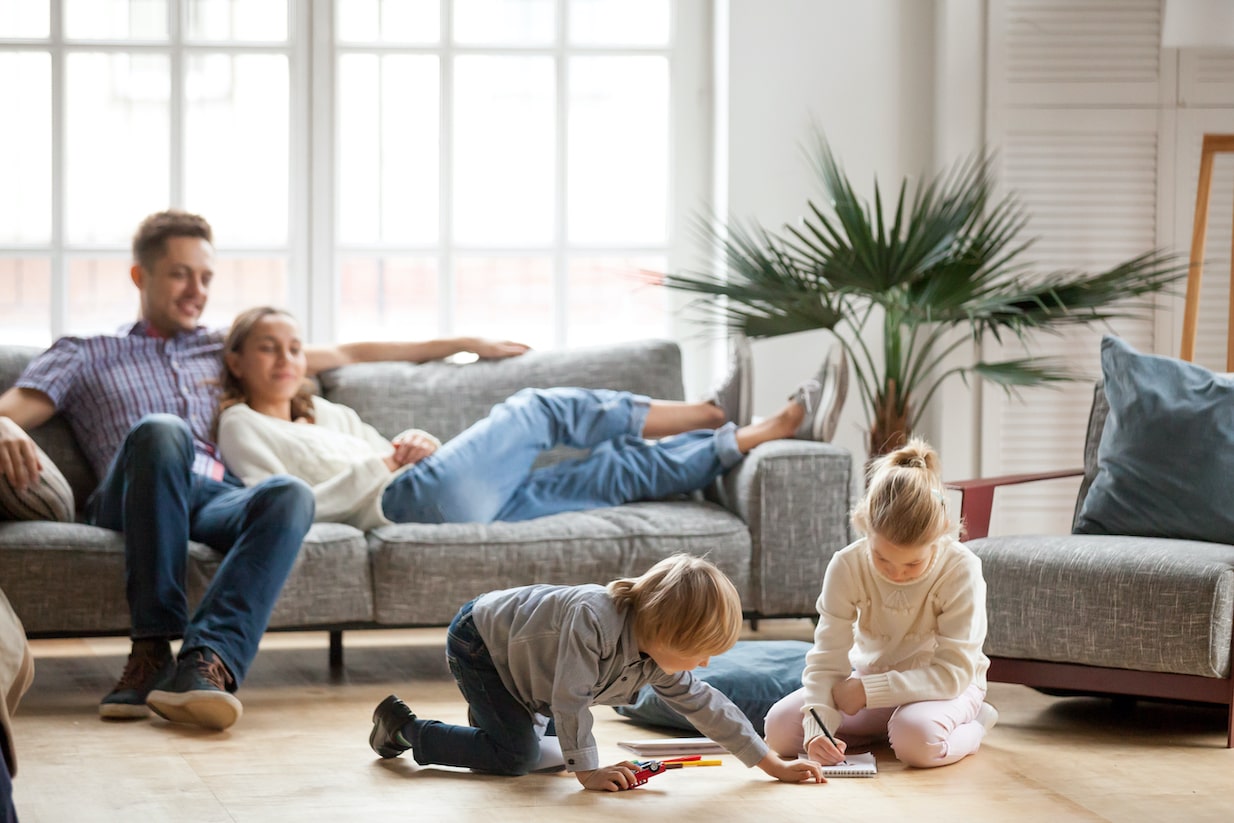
[214,307,835,529]
[763,439,996,768]
[368,554,825,790]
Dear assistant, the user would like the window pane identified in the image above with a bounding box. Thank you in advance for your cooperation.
[0,258,51,346]
[185,54,289,245]
[199,257,288,329]
[454,257,553,348]
[453,0,553,45]
[186,0,288,42]
[0,0,48,37]
[568,57,668,244]
[0,53,51,244]
[569,0,670,46]
[338,54,439,245]
[565,257,668,347]
[64,0,167,40]
[454,57,554,246]
[65,53,169,245]
[337,256,438,341]
[66,258,137,336]
[337,0,439,43]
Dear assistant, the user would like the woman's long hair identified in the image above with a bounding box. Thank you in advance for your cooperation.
[212,306,316,440]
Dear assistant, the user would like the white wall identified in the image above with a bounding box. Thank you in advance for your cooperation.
[717,0,963,473]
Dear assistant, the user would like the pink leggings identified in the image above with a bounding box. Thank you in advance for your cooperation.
[764,682,988,768]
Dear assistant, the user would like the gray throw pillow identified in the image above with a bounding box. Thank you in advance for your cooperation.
[1073,335,1234,543]
[0,444,75,522]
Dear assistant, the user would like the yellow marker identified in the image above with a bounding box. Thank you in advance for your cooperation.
[664,759,723,768]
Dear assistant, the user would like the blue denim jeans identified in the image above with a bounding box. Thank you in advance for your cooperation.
[381,387,742,524]
[86,415,315,685]
[407,600,543,775]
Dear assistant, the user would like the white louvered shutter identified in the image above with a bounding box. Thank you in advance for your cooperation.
[981,0,1234,535]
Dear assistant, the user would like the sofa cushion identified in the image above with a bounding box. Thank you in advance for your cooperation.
[969,533,1234,678]
[368,501,751,625]
[188,523,373,628]
[1074,335,1234,544]
[0,444,74,522]
[317,339,684,445]
[613,640,811,735]
[0,522,131,633]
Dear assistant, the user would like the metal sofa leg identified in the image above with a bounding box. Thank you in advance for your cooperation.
[329,629,344,673]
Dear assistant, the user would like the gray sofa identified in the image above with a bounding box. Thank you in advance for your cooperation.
[948,382,1234,747]
[0,339,852,666]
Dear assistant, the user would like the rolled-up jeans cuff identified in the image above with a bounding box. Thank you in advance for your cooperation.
[714,422,742,468]
[626,394,652,437]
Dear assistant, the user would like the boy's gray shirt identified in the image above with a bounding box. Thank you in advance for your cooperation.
[472,583,770,772]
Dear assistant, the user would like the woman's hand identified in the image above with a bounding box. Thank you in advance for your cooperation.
[832,676,867,716]
[805,732,847,766]
[757,752,825,784]
[467,338,531,360]
[387,432,439,469]
[575,762,640,792]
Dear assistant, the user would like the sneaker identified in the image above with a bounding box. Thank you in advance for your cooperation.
[976,702,999,732]
[146,648,243,731]
[370,694,416,759]
[789,345,848,442]
[707,336,753,426]
[99,638,175,720]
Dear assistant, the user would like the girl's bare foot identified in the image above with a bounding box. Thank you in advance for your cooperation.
[734,399,806,452]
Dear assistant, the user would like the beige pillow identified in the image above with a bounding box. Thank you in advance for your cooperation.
[0,444,75,522]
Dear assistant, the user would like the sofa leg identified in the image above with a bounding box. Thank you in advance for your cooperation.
[748,618,759,632]
[329,630,344,673]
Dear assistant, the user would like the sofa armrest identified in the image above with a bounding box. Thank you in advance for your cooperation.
[716,440,852,617]
[945,469,1083,540]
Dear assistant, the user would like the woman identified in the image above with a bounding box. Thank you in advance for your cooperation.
[215,307,833,530]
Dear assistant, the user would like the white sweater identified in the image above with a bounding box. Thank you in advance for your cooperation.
[216,398,438,531]
[800,536,989,741]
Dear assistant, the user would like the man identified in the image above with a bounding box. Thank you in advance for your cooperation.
[0,210,528,731]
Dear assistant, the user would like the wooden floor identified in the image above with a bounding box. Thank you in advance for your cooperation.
[9,620,1233,822]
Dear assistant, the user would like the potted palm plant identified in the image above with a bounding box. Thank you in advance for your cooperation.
[661,133,1185,457]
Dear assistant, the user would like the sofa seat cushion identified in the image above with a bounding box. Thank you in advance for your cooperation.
[188,523,373,628]
[0,522,130,633]
[368,501,752,625]
[969,533,1234,678]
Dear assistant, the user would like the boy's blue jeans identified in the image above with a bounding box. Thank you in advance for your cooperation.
[381,387,742,524]
[86,415,315,684]
[407,600,544,775]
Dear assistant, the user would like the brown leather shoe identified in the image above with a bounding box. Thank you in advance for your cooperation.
[99,638,174,720]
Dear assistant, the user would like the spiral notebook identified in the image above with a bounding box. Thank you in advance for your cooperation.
[811,751,878,777]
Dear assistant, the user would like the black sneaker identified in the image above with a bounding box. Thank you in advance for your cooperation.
[146,648,243,731]
[370,694,416,758]
[99,638,175,720]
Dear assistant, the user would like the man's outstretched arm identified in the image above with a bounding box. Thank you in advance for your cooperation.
[303,336,530,376]
[0,387,57,491]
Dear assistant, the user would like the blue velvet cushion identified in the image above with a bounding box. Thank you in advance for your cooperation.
[1073,335,1234,543]
[613,640,810,735]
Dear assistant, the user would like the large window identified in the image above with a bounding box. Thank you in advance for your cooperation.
[0,0,707,350]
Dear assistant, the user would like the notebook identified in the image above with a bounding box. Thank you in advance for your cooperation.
[616,736,728,757]
[814,751,878,777]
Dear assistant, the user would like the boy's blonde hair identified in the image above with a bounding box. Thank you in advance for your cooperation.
[607,554,742,655]
[851,437,955,546]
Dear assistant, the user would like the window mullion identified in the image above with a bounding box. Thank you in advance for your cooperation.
[170,0,183,207]
[553,0,568,348]
[439,0,454,337]
[50,0,65,340]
